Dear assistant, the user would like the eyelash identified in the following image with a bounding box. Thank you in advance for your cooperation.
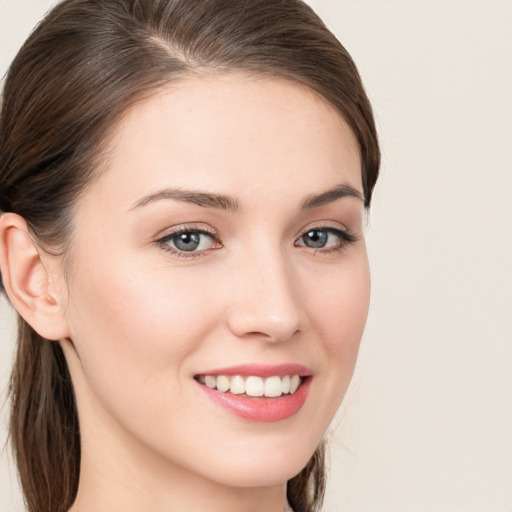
[295,226,358,255]
[155,225,358,258]
[156,225,220,258]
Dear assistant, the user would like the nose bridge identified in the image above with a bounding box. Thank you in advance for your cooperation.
[227,240,302,342]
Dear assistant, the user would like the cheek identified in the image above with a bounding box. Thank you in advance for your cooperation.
[305,253,370,419]
[310,253,370,355]
[64,253,216,421]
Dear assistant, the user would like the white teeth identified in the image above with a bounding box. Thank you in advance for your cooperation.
[204,375,217,389]
[290,375,301,394]
[216,375,231,392]
[199,374,303,397]
[245,376,264,396]
[230,375,245,395]
[264,376,283,397]
[281,375,291,394]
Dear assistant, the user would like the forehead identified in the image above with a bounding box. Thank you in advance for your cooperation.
[82,74,362,212]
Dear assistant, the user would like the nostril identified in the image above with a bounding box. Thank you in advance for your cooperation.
[230,325,301,344]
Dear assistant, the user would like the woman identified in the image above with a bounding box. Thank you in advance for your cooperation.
[0,0,379,511]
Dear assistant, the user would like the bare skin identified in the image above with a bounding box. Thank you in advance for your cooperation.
[0,74,369,511]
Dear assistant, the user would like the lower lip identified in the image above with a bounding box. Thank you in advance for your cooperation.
[196,377,312,422]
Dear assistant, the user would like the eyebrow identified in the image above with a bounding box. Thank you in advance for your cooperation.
[130,182,363,213]
[130,188,241,212]
[301,183,363,209]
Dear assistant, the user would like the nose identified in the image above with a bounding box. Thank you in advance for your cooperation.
[226,247,303,343]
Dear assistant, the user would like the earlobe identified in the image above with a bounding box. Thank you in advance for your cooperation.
[0,212,71,341]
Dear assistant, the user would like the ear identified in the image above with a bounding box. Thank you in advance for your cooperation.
[0,213,71,340]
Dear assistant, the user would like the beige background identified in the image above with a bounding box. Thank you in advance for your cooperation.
[1,1,511,511]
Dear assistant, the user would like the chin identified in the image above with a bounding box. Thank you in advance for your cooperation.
[188,432,321,489]
[207,457,312,489]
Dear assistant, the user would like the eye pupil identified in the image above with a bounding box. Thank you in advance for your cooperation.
[303,230,328,248]
[174,232,201,251]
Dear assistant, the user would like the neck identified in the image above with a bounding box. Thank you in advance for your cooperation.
[70,476,287,512]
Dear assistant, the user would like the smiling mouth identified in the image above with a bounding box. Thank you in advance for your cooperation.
[195,374,304,398]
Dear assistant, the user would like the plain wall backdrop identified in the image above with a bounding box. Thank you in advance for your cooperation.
[1,1,511,511]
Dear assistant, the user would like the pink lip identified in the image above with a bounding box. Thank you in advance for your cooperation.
[194,364,313,422]
[195,363,313,378]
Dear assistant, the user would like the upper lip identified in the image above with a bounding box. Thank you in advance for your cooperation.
[195,363,313,378]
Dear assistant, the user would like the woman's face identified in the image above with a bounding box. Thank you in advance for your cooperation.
[59,74,370,487]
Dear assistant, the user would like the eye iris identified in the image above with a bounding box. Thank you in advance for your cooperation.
[303,230,328,248]
[174,232,201,251]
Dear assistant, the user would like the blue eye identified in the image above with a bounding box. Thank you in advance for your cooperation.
[301,229,329,249]
[297,227,356,251]
[158,229,218,254]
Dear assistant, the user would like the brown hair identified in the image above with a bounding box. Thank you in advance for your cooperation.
[0,1,380,510]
